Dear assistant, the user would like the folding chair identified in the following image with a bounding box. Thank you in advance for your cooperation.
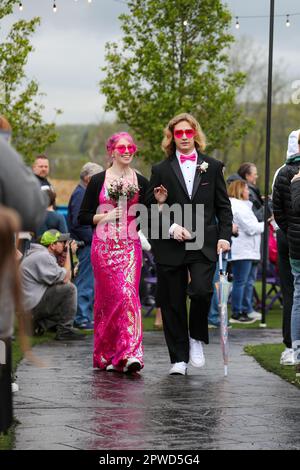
[254,261,283,313]
[141,250,157,317]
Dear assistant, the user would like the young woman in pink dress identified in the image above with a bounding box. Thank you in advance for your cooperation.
[79,133,149,373]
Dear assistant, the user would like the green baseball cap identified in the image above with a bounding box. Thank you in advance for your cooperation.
[40,229,71,247]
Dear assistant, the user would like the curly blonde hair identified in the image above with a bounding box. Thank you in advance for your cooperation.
[161,113,206,158]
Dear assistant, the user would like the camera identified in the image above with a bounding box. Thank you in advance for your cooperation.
[76,241,85,248]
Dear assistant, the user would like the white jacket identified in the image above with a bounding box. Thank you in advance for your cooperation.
[230,198,264,261]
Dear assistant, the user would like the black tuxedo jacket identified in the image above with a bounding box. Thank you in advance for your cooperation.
[145,152,233,266]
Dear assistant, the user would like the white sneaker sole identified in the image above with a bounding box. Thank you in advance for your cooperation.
[169,369,187,375]
[189,358,205,368]
[280,360,295,366]
[229,318,257,324]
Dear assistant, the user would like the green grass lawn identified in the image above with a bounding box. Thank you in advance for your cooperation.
[245,343,300,389]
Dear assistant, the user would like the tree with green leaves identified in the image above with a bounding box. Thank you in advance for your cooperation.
[101,0,252,163]
[0,0,60,164]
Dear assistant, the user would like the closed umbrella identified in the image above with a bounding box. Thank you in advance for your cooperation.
[215,251,232,377]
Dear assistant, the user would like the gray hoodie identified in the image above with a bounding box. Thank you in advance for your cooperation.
[20,244,66,311]
[0,137,48,231]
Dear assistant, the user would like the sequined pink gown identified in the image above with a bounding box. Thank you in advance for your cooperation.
[91,181,143,370]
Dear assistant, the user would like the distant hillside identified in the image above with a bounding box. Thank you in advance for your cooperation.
[46,123,151,179]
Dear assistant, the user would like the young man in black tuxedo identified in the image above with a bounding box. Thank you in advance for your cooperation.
[146,113,232,375]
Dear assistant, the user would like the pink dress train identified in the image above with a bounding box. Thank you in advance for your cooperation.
[91,181,143,370]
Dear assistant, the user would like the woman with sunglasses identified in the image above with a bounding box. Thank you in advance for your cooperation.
[79,132,149,373]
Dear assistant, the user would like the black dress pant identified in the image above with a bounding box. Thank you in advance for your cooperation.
[157,252,216,364]
[277,229,294,348]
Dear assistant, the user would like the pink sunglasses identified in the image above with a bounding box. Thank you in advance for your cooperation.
[115,144,137,155]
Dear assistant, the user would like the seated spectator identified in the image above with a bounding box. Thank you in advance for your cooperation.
[36,189,67,238]
[228,180,264,324]
[20,230,85,341]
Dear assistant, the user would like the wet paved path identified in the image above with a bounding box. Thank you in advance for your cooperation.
[14,330,300,450]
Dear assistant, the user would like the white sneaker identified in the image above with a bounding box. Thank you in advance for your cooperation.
[169,362,188,375]
[106,364,117,372]
[11,382,19,393]
[247,311,262,321]
[189,337,205,368]
[280,348,295,365]
[123,357,142,373]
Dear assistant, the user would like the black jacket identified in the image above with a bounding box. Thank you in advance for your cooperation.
[273,158,300,259]
[248,184,264,222]
[68,183,93,245]
[78,170,149,227]
[145,152,233,265]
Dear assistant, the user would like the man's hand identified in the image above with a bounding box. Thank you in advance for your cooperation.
[70,240,78,255]
[173,225,192,242]
[217,240,230,254]
[154,185,168,204]
[232,223,239,236]
[291,169,300,183]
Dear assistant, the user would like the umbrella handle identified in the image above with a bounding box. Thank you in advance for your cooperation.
[219,249,223,274]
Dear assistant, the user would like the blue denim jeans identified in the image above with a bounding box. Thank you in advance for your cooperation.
[208,260,228,326]
[74,245,94,325]
[291,270,300,363]
[242,262,258,313]
[231,260,253,315]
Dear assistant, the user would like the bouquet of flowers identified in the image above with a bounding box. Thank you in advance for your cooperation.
[107,177,139,202]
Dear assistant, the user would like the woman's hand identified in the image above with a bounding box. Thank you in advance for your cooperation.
[102,206,123,223]
[154,185,168,204]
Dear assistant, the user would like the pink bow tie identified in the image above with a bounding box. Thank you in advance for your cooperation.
[180,153,196,164]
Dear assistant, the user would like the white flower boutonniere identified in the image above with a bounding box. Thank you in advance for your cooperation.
[196,161,209,174]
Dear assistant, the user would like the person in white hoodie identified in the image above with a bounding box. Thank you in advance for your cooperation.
[228,180,264,323]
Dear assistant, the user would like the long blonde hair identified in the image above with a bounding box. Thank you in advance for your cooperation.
[161,113,206,158]
[0,206,39,364]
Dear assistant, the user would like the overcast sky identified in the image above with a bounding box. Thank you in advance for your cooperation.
[1,0,299,124]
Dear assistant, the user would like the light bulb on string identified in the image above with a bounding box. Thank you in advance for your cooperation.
[53,2,57,13]
[19,2,23,11]
[235,17,240,29]
[286,14,291,27]
[88,0,92,3]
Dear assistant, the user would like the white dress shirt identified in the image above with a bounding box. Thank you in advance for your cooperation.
[168,148,230,249]
[175,148,197,199]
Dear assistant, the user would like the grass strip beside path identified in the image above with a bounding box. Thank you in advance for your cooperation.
[245,343,300,389]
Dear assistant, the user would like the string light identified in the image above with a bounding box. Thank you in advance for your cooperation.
[233,11,300,29]
[53,2,57,13]
[19,1,23,11]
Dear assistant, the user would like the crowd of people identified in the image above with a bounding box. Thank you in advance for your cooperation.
[1,113,300,435]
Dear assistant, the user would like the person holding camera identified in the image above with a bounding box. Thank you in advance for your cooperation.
[68,162,103,330]
[20,229,85,341]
